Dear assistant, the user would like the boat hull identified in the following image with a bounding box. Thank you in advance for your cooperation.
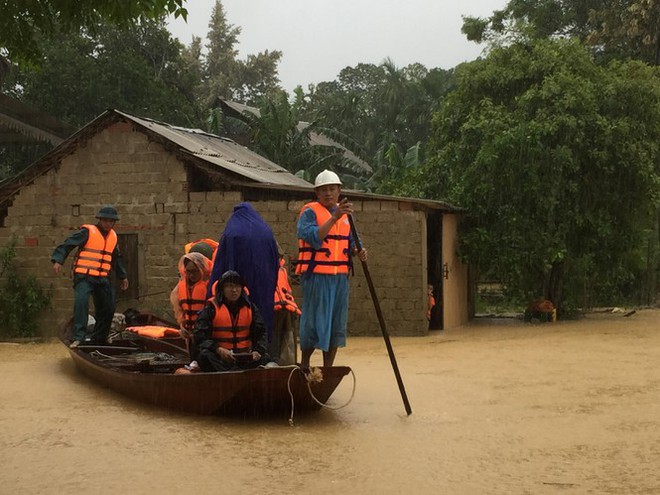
[67,347,350,415]
[62,318,350,416]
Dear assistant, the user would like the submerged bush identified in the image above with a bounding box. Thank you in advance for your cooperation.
[0,241,52,339]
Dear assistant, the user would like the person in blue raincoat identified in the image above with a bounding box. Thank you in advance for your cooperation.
[207,202,279,342]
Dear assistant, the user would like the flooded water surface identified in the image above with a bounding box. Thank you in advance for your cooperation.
[1,309,659,494]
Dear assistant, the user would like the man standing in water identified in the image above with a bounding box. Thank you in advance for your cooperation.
[296,170,367,370]
[51,205,128,348]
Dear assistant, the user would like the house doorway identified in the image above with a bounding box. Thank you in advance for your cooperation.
[427,211,443,330]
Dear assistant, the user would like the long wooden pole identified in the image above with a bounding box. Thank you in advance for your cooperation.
[348,214,412,415]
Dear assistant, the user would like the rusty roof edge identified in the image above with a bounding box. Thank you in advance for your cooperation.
[236,181,463,212]
[0,93,77,138]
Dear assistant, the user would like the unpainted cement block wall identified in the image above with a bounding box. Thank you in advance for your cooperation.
[0,122,428,337]
[246,199,428,337]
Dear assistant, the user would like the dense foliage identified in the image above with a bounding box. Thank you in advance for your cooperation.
[462,0,660,65]
[296,60,455,191]
[399,40,660,309]
[0,0,188,66]
[0,242,52,339]
[6,21,200,128]
[203,1,282,105]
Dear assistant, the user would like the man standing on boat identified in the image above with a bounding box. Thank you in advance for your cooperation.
[296,170,367,371]
[51,205,129,348]
[193,270,270,372]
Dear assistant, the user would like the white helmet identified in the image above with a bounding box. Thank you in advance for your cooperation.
[314,169,342,188]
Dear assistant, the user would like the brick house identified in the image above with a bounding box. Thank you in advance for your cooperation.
[0,109,468,337]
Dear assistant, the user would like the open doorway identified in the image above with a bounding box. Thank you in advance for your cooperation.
[427,211,443,330]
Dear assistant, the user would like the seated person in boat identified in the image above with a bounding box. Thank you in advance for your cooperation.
[270,244,300,365]
[207,203,278,348]
[193,270,270,372]
[169,252,213,340]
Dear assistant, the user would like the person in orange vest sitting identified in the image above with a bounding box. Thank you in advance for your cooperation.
[169,252,212,341]
[51,205,129,348]
[270,248,301,365]
[192,270,270,372]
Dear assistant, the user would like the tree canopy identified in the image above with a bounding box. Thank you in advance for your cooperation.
[296,60,455,191]
[0,0,188,65]
[462,0,660,65]
[399,39,660,308]
[5,20,199,128]
[203,0,282,105]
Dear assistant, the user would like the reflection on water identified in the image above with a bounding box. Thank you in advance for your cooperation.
[1,309,659,494]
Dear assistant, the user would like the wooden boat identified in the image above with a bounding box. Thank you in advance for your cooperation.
[60,314,351,416]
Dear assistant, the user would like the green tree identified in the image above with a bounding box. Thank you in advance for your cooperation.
[204,0,241,103]
[0,240,52,339]
[407,40,660,310]
[588,0,660,65]
[203,0,282,105]
[0,0,187,66]
[232,93,369,186]
[6,20,200,128]
[462,0,660,65]
[299,60,455,191]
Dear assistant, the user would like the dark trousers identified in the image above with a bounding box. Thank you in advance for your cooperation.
[268,310,298,365]
[72,275,115,343]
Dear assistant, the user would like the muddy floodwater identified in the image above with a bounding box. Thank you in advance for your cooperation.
[1,309,659,494]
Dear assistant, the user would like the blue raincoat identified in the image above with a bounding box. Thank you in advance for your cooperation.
[208,203,279,339]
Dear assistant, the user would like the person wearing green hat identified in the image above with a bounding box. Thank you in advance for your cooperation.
[51,205,129,348]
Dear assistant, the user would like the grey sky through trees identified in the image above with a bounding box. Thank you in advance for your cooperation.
[167,0,507,93]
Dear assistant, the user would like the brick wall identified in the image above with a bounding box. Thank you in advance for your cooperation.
[248,199,428,337]
[0,123,429,337]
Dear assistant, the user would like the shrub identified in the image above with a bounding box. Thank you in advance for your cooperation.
[0,240,52,339]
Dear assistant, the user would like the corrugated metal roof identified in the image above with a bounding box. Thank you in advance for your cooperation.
[0,108,461,214]
[0,93,76,145]
[118,111,312,187]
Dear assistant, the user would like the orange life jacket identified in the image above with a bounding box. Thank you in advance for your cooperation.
[211,300,253,352]
[275,259,301,314]
[73,224,117,277]
[126,325,181,339]
[177,279,209,332]
[427,295,436,321]
[296,202,351,275]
